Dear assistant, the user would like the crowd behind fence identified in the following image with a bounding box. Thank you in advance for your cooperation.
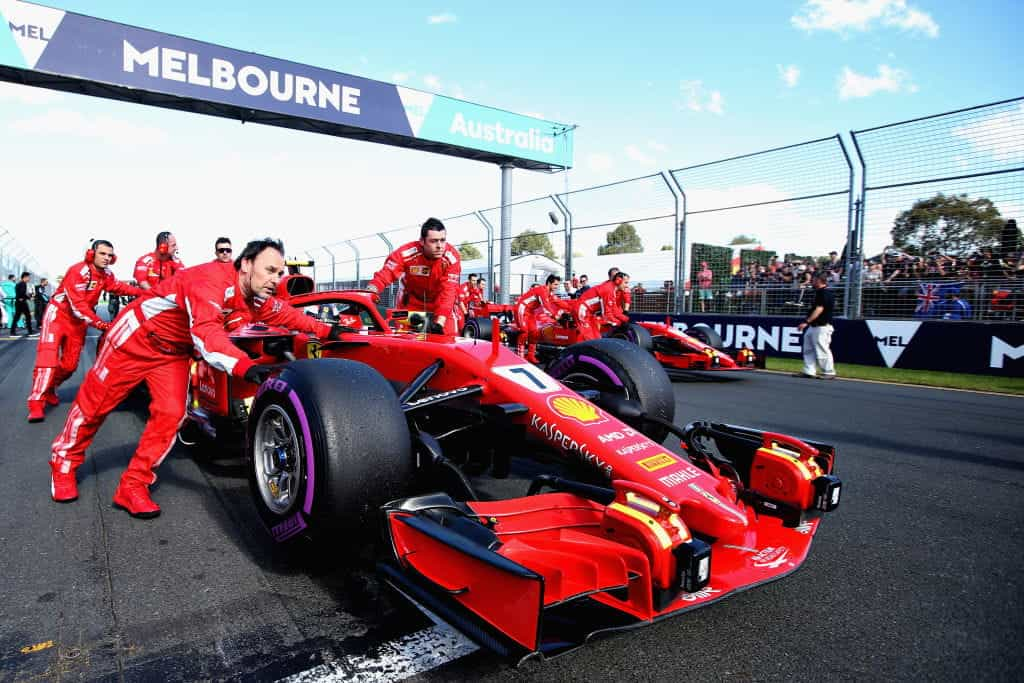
[302,96,1023,324]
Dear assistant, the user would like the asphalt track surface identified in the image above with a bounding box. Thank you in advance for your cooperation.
[1,331,1022,681]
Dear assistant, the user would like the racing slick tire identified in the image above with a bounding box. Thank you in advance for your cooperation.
[609,322,654,351]
[247,358,412,543]
[461,316,493,340]
[547,338,674,444]
[687,323,722,349]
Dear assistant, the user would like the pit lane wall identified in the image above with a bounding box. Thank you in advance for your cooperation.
[631,314,1024,378]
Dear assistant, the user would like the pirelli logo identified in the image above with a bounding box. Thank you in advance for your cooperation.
[637,452,678,472]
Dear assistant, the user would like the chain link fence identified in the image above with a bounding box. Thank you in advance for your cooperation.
[0,226,45,332]
[852,96,1024,321]
[298,97,1022,325]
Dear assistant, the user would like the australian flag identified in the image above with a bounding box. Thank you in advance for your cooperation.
[915,281,963,318]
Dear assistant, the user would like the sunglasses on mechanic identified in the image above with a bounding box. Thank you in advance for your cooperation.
[217,247,233,254]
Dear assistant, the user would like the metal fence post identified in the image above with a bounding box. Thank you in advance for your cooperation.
[345,240,360,287]
[549,194,571,281]
[473,211,494,299]
[665,171,686,314]
[322,246,336,289]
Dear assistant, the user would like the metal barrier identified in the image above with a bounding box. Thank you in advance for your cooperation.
[298,97,1023,329]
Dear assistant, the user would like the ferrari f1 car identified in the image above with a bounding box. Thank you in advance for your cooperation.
[462,303,759,376]
[180,276,841,662]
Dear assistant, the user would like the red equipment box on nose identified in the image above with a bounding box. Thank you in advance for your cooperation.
[749,434,826,510]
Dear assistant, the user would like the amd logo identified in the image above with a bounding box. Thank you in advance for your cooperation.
[990,337,1024,369]
[8,23,49,41]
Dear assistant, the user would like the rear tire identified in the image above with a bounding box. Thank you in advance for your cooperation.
[461,316,493,340]
[247,358,412,543]
[688,323,722,349]
[610,323,654,351]
[546,338,674,443]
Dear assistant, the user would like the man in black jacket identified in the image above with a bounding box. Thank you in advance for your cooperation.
[11,272,35,336]
[34,277,50,323]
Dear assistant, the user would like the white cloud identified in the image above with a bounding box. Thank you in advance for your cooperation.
[8,109,168,146]
[837,64,916,99]
[792,0,939,38]
[647,140,669,153]
[951,103,1024,163]
[427,13,457,25]
[0,81,63,105]
[392,72,410,84]
[777,64,801,88]
[586,153,614,172]
[624,144,655,165]
[423,74,442,90]
[679,80,725,115]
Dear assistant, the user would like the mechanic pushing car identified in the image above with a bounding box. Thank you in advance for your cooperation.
[134,230,186,290]
[515,274,573,362]
[365,217,461,334]
[48,238,348,518]
[26,240,146,422]
[577,270,632,337]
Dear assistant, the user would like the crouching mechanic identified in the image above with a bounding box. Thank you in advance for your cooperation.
[365,217,461,334]
[577,270,631,338]
[48,238,347,518]
[515,274,572,362]
[27,240,146,422]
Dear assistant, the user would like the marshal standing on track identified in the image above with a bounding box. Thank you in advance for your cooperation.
[365,218,461,335]
[27,240,145,422]
[48,238,348,518]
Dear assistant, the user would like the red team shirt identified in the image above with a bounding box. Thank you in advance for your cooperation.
[369,241,461,317]
[52,262,144,327]
[134,251,186,288]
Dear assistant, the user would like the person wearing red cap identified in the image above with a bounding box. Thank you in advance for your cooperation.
[48,238,345,518]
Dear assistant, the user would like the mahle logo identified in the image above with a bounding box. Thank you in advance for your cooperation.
[865,320,921,368]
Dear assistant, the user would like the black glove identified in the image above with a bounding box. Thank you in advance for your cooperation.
[327,323,355,341]
[243,365,274,385]
[427,321,445,335]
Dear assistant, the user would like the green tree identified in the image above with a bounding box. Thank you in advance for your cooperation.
[598,222,644,255]
[728,234,759,245]
[660,244,673,251]
[457,241,482,260]
[891,193,1003,257]
[511,230,556,259]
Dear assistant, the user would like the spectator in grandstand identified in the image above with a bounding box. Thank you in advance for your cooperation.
[214,237,233,263]
[696,261,713,312]
[939,290,972,320]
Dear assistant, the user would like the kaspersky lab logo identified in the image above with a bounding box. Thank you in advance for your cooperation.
[865,320,921,368]
[1,0,66,69]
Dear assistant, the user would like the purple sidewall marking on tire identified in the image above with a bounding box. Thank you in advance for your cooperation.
[578,355,624,387]
[271,512,308,542]
[286,388,317,515]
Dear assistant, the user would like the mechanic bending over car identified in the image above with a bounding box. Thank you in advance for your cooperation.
[515,274,573,362]
[27,240,146,422]
[365,217,462,335]
[48,238,350,518]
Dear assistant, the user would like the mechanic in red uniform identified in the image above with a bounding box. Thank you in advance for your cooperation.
[365,218,461,334]
[48,238,345,518]
[577,271,631,339]
[134,231,186,290]
[515,274,572,362]
[27,240,146,422]
[608,267,632,315]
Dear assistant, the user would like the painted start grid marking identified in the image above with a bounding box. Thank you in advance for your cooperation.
[278,623,478,683]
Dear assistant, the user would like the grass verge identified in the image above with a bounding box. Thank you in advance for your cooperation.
[765,357,1024,395]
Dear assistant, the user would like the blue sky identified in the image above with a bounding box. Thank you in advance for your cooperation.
[0,0,1021,277]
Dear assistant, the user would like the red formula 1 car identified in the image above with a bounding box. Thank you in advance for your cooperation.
[463,304,758,377]
[617,320,760,374]
[179,275,841,662]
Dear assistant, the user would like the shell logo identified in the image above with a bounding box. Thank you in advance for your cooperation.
[547,394,607,425]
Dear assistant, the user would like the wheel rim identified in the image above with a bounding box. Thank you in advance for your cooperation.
[464,322,478,338]
[253,404,302,515]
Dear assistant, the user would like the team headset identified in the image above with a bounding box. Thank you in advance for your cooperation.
[156,231,171,256]
[85,240,117,265]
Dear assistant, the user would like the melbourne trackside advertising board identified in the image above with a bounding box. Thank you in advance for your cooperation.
[632,313,1024,377]
[0,0,574,169]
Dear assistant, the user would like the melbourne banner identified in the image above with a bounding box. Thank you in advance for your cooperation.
[0,0,574,169]
[632,313,1024,377]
